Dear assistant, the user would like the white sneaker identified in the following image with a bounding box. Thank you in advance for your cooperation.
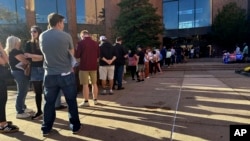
[24,108,34,113]
[16,113,30,119]
[78,101,90,107]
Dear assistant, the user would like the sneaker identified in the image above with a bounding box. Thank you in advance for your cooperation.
[109,90,114,95]
[24,108,34,113]
[72,125,83,134]
[78,101,90,107]
[0,123,19,133]
[31,112,43,120]
[93,99,98,105]
[16,113,30,119]
[42,129,54,137]
[117,87,124,90]
[122,80,127,84]
[101,90,107,95]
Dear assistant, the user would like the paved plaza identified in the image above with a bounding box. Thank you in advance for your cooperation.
[1,58,250,141]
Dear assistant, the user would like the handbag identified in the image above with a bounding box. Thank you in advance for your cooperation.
[23,63,31,76]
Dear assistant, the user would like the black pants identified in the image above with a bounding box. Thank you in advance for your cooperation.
[0,80,7,122]
[129,66,137,79]
[32,81,43,113]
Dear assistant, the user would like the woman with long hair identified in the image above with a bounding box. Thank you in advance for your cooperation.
[5,36,33,119]
[0,42,19,133]
[24,25,44,119]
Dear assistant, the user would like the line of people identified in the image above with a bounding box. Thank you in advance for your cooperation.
[0,12,129,135]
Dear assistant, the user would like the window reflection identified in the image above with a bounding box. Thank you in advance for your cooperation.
[76,0,86,24]
[163,1,178,29]
[35,0,67,23]
[163,0,211,30]
[0,0,26,24]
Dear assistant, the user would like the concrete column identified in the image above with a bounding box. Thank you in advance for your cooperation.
[66,0,78,46]
[25,0,36,28]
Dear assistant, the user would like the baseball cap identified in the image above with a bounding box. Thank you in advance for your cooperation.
[99,35,107,41]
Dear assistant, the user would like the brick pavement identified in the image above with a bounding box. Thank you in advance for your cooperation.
[1,58,250,141]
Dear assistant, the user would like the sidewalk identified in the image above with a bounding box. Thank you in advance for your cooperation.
[1,59,250,141]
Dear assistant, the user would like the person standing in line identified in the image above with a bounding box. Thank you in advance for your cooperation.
[39,13,81,136]
[24,25,44,120]
[75,30,100,107]
[170,46,175,65]
[99,35,116,95]
[5,36,33,119]
[113,37,128,90]
[128,50,138,80]
[166,48,172,68]
[136,46,145,82]
[144,48,150,78]
[0,42,19,133]
[242,43,248,62]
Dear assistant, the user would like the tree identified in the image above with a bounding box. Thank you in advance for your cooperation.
[0,5,29,48]
[114,0,163,50]
[212,2,248,51]
[0,5,16,23]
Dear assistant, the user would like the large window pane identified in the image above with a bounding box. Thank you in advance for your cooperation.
[179,0,195,29]
[76,0,86,24]
[16,0,26,23]
[35,0,56,23]
[195,0,211,27]
[163,1,178,29]
[0,0,16,24]
[57,0,67,23]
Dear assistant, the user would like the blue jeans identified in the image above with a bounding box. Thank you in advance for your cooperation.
[55,90,63,107]
[41,72,80,133]
[11,70,29,114]
[114,65,124,88]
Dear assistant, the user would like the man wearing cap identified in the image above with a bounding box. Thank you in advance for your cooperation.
[39,12,81,136]
[99,35,116,94]
[75,30,100,107]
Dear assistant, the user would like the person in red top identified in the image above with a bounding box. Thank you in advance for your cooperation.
[75,30,100,107]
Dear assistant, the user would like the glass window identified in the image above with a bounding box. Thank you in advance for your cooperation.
[16,0,26,23]
[35,0,56,23]
[57,0,68,23]
[163,0,211,30]
[163,1,178,30]
[195,0,211,27]
[179,0,195,29]
[0,0,25,24]
[35,0,67,23]
[76,0,86,24]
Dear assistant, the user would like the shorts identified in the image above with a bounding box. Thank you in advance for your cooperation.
[30,67,44,81]
[137,64,145,72]
[79,70,97,85]
[99,65,115,80]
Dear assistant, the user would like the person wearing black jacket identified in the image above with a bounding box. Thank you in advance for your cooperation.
[113,37,128,90]
[99,36,116,94]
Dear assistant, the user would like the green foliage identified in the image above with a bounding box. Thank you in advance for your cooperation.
[98,8,105,25]
[114,0,163,50]
[0,5,17,23]
[212,2,248,50]
[0,24,30,49]
[0,6,29,48]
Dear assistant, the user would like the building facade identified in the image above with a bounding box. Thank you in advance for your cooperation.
[0,0,248,45]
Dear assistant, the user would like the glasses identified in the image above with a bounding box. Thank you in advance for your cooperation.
[30,30,37,33]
